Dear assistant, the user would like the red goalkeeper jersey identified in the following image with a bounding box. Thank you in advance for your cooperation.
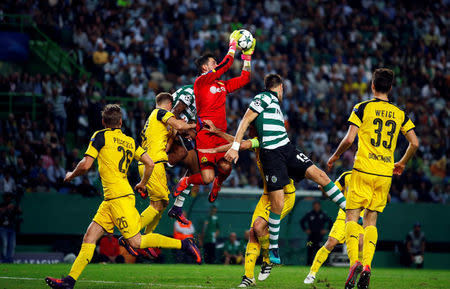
[194,54,250,148]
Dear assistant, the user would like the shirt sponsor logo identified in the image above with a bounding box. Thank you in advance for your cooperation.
[209,85,226,94]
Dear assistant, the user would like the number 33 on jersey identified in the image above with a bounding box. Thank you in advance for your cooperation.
[85,128,146,199]
[348,98,415,177]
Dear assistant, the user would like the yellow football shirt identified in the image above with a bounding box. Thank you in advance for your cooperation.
[85,128,145,200]
[140,108,175,163]
[348,98,415,177]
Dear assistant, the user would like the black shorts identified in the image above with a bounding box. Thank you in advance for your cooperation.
[179,135,196,151]
[259,143,313,191]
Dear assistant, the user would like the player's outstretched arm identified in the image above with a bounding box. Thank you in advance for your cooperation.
[135,152,154,195]
[195,32,240,87]
[224,38,255,93]
[225,108,259,163]
[167,117,196,131]
[393,129,419,175]
[327,124,359,170]
[64,156,95,183]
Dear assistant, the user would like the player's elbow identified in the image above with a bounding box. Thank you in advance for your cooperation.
[411,138,419,150]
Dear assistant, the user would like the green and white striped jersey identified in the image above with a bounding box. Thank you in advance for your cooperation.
[172,85,196,122]
[249,91,290,150]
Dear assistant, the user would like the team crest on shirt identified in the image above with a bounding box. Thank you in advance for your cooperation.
[201,156,208,163]
[271,176,277,183]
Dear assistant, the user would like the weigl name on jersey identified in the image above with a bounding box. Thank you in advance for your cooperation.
[375,110,396,119]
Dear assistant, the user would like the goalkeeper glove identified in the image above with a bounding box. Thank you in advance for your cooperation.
[228,30,241,55]
[241,38,256,61]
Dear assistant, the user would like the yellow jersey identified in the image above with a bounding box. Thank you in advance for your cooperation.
[85,128,145,200]
[348,98,415,177]
[140,108,175,163]
[253,138,296,194]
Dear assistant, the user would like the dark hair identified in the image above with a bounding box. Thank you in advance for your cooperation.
[264,73,283,90]
[101,104,122,127]
[156,92,173,105]
[195,53,215,74]
[372,68,394,93]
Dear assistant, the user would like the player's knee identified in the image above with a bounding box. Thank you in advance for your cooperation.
[217,160,232,174]
[202,173,214,184]
[325,237,338,250]
[253,219,267,236]
[128,236,141,249]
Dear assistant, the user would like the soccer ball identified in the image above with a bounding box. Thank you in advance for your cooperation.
[237,29,254,51]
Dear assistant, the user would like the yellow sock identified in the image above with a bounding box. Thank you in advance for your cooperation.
[68,243,95,280]
[345,221,360,266]
[244,242,260,279]
[140,233,182,249]
[258,234,270,264]
[140,206,159,230]
[144,211,163,234]
[310,246,331,276]
[358,250,363,261]
[363,226,377,268]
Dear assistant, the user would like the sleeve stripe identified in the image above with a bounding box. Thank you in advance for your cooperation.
[249,105,263,113]
[347,120,360,128]
[214,57,230,71]
[84,153,96,159]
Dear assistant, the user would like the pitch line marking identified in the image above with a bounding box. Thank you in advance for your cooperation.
[0,276,215,288]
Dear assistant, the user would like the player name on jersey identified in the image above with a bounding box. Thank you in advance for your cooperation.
[113,137,134,149]
[375,110,396,119]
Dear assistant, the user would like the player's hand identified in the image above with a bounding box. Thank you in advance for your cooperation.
[64,171,73,183]
[135,182,148,199]
[198,148,218,154]
[225,148,239,164]
[393,162,405,175]
[228,30,241,55]
[327,154,339,171]
[202,119,219,134]
[243,38,256,56]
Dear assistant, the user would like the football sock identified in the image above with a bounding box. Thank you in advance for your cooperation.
[244,242,260,279]
[258,234,270,263]
[68,243,95,280]
[323,181,346,210]
[140,233,182,249]
[174,190,190,208]
[187,173,205,185]
[140,205,159,230]
[217,167,231,185]
[345,221,360,266]
[144,211,163,234]
[358,250,364,262]
[268,212,281,249]
[363,226,378,268]
[310,246,331,275]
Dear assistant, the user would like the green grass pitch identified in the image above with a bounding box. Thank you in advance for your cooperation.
[0,264,449,288]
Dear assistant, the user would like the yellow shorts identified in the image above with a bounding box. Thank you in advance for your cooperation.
[139,162,170,202]
[250,192,295,227]
[347,169,392,212]
[93,195,141,239]
[329,219,364,243]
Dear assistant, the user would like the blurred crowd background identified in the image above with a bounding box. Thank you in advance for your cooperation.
[0,0,448,204]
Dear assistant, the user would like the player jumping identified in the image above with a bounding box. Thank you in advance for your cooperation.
[197,122,296,287]
[328,68,419,289]
[45,104,201,289]
[138,93,199,234]
[169,30,255,222]
[225,74,347,265]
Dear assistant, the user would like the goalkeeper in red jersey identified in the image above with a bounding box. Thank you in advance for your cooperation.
[169,30,255,221]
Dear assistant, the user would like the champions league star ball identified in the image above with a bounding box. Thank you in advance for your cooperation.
[237,29,254,51]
